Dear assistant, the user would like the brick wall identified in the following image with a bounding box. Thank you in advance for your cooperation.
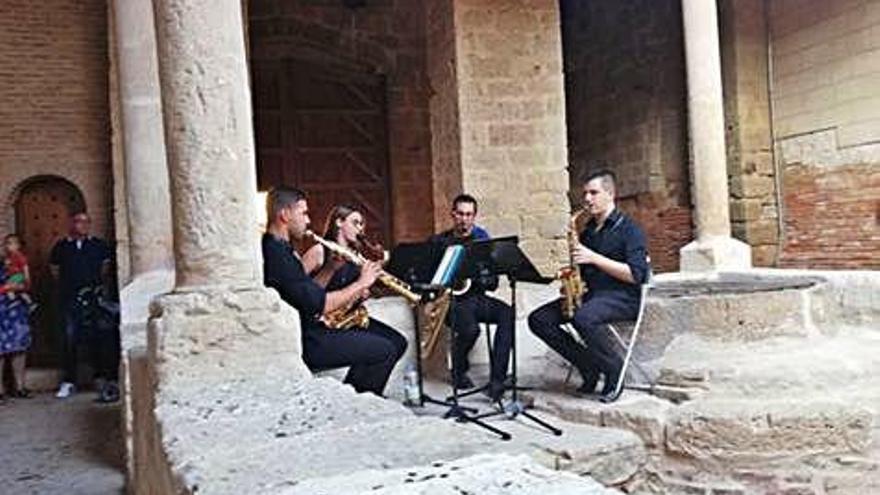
[248,0,435,242]
[452,0,570,273]
[560,0,692,273]
[769,0,880,269]
[0,0,111,242]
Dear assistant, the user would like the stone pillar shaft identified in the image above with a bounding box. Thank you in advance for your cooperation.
[682,0,732,239]
[152,0,261,289]
[112,0,174,277]
[679,0,752,271]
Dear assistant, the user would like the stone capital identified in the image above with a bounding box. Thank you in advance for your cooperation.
[147,286,309,386]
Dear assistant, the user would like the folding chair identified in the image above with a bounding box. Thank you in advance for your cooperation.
[562,268,654,401]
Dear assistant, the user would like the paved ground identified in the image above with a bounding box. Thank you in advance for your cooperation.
[0,392,125,495]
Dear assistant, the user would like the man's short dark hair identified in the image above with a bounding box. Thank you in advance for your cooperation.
[267,186,306,221]
[452,193,478,213]
[584,169,617,194]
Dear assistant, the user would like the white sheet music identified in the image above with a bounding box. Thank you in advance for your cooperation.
[430,245,465,287]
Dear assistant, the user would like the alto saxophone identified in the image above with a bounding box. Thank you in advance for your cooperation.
[558,208,588,320]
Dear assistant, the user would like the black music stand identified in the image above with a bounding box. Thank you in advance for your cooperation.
[465,236,562,436]
[386,242,512,440]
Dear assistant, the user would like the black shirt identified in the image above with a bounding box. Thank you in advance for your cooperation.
[49,236,111,300]
[579,208,649,301]
[262,233,326,331]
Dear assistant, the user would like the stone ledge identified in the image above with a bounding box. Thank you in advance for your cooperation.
[665,399,873,464]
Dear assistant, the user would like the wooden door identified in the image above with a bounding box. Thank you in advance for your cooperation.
[14,178,85,367]
[252,59,393,246]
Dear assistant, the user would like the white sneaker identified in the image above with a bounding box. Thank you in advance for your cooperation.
[56,382,76,399]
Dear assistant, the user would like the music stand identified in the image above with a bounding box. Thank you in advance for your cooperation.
[466,236,562,436]
[386,241,512,440]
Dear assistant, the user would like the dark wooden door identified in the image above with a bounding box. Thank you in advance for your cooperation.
[252,59,393,246]
[15,178,85,367]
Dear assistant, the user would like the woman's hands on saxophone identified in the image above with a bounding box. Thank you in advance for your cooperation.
[355,260,383,298]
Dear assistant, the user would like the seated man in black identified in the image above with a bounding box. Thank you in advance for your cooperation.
[262,187,407,396]
[528,169,649,403]
[430,194,513,401]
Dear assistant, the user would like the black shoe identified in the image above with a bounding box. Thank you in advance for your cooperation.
[576,368,600,396]
[484,380,506,402]
[453,374,475,390]
[599,369,623,403]
[14,388,32,399]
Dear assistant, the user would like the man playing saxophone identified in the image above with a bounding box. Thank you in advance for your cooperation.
[430,194,514,401]
[262,188,406,396]
[528,169,649,403]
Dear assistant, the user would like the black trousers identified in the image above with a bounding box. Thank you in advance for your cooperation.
[302,318,407,396]
[449,293,514,384]
[528,292,638,381]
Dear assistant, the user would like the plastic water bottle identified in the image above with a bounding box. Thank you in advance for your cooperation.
[403,362,420,406]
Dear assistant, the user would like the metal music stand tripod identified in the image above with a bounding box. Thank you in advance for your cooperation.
[466,236,563,436]
[386,242,512,440]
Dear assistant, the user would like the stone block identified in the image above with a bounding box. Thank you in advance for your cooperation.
[601,395,672,448]
[744,219,779,245]
[730,174,775,199]
[665,399,873,463]
[730,198,763,222]
[680,236,752,272]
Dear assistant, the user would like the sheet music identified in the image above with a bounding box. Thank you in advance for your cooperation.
[430,245,465,287]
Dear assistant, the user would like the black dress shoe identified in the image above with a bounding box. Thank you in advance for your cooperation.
[453,374,475,390]
[485,380,506,402]
[598,370,623,403]
[576,369,600,395]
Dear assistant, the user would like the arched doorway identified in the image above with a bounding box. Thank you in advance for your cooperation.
[14,176,86,367]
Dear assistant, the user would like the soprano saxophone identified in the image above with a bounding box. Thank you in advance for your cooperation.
[558,208,588,320]
[306,231,421,305]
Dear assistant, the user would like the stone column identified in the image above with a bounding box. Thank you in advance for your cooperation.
[146,0,307,383]
[679,0,752,271]
[112,0,174,277]
[152,0,261,290]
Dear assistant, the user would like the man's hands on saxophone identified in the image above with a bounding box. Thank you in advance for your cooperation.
[571,239,636,284]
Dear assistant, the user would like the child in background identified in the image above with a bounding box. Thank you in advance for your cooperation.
[2,234,35,311]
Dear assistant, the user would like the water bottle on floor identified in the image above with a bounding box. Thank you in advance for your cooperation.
[403,362,420,406]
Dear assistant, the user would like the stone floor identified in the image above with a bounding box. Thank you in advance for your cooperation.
[0,392,125,495]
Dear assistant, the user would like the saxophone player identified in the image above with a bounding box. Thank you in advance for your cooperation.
[262,188,406,396]
[528,169,650,403]
[430,194,514,401]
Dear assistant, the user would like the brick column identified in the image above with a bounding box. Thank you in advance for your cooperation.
[112,0,174,277]
[152,0,261,290]
[679,0,751,271]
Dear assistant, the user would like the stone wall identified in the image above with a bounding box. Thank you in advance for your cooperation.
[426,0,464,228]
[769,0,880,269]
[560,0,692,273]
[248,0,435,242]
[719,0,780,267]
[451,0,570,273]
[0,0,112,241]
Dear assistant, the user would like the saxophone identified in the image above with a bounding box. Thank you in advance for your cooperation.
[558,208,587,320]
[306,231,421,329]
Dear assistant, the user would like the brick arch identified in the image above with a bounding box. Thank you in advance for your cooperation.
[1,173,90,240]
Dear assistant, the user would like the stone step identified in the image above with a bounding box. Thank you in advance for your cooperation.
[282,454,621,495]
[157,377,646,493]
[656,331,880,398]
[533,388,875,458]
